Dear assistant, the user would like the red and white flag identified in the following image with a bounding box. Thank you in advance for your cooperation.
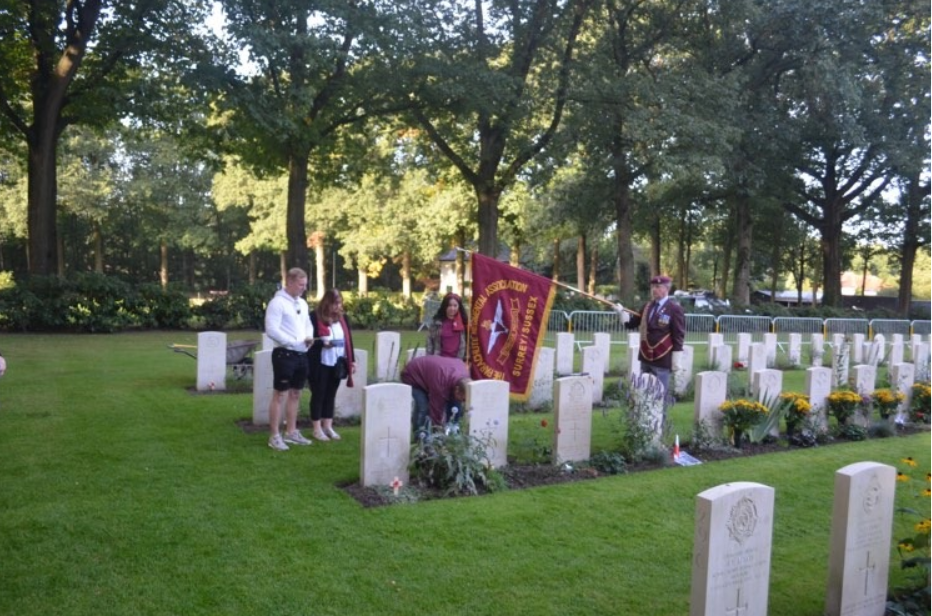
[468,253,557,400]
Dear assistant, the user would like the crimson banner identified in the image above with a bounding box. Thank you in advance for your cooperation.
[468,253,557,400]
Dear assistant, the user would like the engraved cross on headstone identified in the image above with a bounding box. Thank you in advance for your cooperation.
[726,587,748,616]
[380,427,399,458]
[859,551,876,596]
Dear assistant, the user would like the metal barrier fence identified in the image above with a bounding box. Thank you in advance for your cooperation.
[716,315,772,344]
[567,310,628,344]
[824,318,870,337]
[542,310,570,344]
[772,317,824,343]
[541,312,930,347]
[869,319,911,338]
[685,314,716,344]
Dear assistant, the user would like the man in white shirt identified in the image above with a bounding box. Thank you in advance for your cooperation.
[264,268,315,451]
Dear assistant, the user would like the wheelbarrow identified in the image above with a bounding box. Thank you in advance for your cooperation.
[168,339,260,379]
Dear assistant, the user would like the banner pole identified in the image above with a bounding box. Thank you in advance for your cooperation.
[455,247,640,317]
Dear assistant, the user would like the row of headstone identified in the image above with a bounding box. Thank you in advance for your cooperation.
[355,374,598,487]
[691,461,895,616]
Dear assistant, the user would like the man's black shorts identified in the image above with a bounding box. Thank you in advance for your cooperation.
[272,348,308,391]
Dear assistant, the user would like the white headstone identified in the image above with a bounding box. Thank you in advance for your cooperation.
[252,349,274,426]
[375,331,401,382]
[360,383,412,488]
[197,331,227,391]
[593,332,612,375]
[626,346,641,378]
[888,341,904,367]
[405,347,427,365]
[553,376,593,464]
[851,333,865,363]
[629,372,666,445]
[467,379,510,469]
[708,333,724,349]
[335,349,368,419]
[694,371,728,436]
[806,366,833,430]
[787,333,801,367]
[913,342,930,382]
[891,333,904,346]
[673,345,694,397]
[582,346,603,404]
[763,333,777,368]
[849,364,876,397]
[811,333,825,367]
[747,343,767,377]
[627,332,640,349]
[736,333,752,364]
[889,362,915,424]
[871,334,886,366]
[555,332,575,376]
[712,344,732,374]
[752,369,782,434]
[690,482,775,616]
[832,333,846,348]
[831,342,850,387]
[528,347,555,411]
[825,462,896,616]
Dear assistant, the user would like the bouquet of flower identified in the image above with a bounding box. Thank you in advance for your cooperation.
[779,392,811,429]
[827,389,864,425]
[871,388,905,420]
[909,382,931,424]
[719,399,769,433]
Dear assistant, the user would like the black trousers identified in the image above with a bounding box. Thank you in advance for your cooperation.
[308,363,341,421]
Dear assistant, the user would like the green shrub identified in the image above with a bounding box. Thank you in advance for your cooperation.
[587,450,627,475]
[410,429,505,496]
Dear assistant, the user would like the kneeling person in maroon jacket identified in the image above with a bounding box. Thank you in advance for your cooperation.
[401,355,471,436]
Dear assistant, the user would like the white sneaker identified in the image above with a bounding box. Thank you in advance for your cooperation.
[312,429,330,442]
[283,430,313,446]
[268,434,289,451]
[325,427,341,441]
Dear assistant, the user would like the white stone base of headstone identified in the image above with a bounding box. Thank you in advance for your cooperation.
[825,462,896,616]
[737,333,752,364]
[694,371,728,438]
[555,332,575,376]
[763,333,777,367]
[690,482,775,616]
[528,347,555,410]
[593,332,611,375]
[375,331,401,383]
[360,383,412,488]
[252,349,274,426]
[626,346,641,378]
[582,346,603,404]
[806,366,833,430]
[712,344,732,374]
[467,380,511,469]
[673,345,694,396]
[787,333,801,367]
[197,331,227,391]
[552,376,593,464]
[335,349,368,419]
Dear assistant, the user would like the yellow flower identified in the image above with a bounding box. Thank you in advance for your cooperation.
[915,519,931,535]
[901,457,918,467]
[923,488,931,497]
[899,541,915,552]
[896,473,910,482]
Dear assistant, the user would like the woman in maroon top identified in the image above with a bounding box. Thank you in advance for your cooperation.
[425,293,468,361]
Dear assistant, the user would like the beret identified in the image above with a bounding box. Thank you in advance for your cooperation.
[650,275,672,285]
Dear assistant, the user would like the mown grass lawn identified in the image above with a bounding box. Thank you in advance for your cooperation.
[0,331,927,615]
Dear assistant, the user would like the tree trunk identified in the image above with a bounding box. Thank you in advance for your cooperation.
[279,251,287,286]
[248,251,257,285]
[732,194,753,305]
[27,129,60,275]
[648,212,662,277]
[286,150,310,274]
[92,222,104,273]
[511,243,521,268]
[454,234,465,295]
[551,239,560,282]
[588,244,598,296]
[357,266,368,296]
[897,175,924,316]
[160,240,169,288]
[314,237,326,300]
[476,185,501,257]
[611,172,636,299]
[576,235,586,290]
[401,250,411,298]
